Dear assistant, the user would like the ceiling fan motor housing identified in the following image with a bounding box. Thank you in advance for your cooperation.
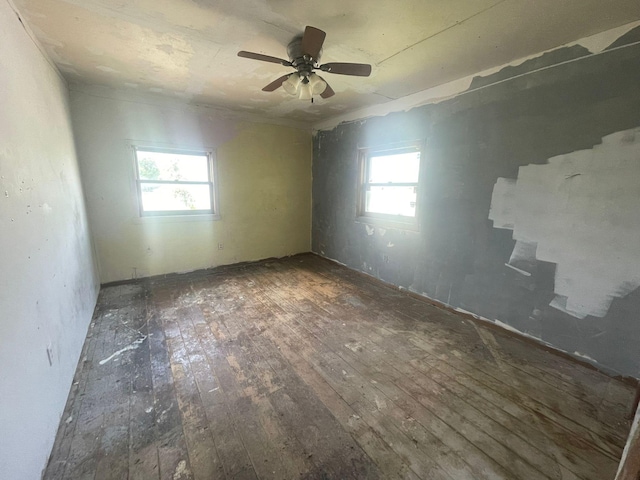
[237,26,368,98]
[287,35,320,78]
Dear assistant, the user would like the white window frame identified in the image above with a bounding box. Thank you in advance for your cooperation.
[357,140,423,230]
[132,145,218,218]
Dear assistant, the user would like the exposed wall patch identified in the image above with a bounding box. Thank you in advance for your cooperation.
[489,127,640,319]
[574,21,640,53]
[313,21,640,132]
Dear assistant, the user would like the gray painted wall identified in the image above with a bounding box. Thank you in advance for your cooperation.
[0,2,100,478]
[312,29,640,378]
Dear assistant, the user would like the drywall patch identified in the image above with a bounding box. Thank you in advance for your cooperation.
[489,127,640,319]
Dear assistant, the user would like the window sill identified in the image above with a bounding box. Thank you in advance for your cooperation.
[132,213,221,224]
[355,215,420,232]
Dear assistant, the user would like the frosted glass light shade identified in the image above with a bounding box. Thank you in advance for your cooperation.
[308,73,327,95]
[282,73,301,95]
[298,82,313,100]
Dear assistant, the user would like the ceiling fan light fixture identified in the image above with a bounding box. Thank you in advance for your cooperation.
[282,73,301,95]
[308,73,327,95]
[239,26,371,100]
[298,82,313,100]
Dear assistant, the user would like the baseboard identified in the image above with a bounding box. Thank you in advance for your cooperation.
[310,252,640,393]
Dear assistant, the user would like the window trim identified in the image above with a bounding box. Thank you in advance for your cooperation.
[132,145,219,218]
[356,140,423,230]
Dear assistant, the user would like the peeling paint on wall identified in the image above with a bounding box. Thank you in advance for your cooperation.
[313,22,640,132]
[489,127,640,319]
[313,28,640,377]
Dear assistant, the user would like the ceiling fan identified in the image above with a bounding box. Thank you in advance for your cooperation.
[237,26,372,100]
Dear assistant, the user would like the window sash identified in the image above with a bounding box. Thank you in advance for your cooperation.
[138,180,211,185]
[364,182,418,187]
[358,142,422,224]
[134,147,216,216]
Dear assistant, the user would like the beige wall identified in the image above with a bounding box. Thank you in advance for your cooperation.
[70,87,312,283]
[0,2,100,478]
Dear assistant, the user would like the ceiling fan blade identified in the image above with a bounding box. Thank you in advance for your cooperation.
[320,80,335,99]
[301,26,326,60]
[238,51,291,66]
[262,75,290,92]
[319,62,372,77]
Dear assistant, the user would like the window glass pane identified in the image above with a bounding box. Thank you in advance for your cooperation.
[365,186,417,217]
[140,183,212,212]
[136,150,209,182]
[368,151,420,184]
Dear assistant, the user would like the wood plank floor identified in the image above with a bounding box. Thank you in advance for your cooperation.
[45,253,636,480]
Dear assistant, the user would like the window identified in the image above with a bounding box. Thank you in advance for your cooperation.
[133,147,217,216]
[357,141,422,227]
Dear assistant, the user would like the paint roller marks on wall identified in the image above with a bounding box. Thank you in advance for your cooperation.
[489,127,640,319]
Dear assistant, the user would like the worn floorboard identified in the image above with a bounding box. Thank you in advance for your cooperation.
[44,254,635,480]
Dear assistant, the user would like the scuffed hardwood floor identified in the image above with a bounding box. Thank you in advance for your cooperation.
[45,254,635,480]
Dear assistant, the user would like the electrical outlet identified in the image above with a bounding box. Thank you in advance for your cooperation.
[218,243,224,250]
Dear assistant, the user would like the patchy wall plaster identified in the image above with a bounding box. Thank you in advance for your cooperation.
[489,128,640,319]
[312,27,640,378]
[313,21,640,132]
[0,1,99,478]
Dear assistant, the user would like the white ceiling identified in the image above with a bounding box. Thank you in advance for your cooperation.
[12,0,640,123]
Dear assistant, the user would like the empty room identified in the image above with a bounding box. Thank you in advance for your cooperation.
[2,0,640,479]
